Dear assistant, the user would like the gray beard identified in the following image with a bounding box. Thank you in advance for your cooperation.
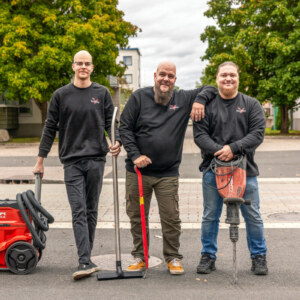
[154,85,173,106]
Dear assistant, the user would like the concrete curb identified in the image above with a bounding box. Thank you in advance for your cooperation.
[1,177,300,184]
[51,221,300,229]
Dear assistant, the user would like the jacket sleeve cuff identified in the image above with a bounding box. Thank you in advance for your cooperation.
[229,142,240,155]
[131,153,141,163]
[194,97,206,105]
[38,149,48,158]
[116,138,122,147]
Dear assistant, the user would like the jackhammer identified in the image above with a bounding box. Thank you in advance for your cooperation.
[223,197,250,283]
[204,155,249,284]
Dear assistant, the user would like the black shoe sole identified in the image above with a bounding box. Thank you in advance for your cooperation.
[251,264,268,275]
[197,266,216,274]
[252,269,268,275]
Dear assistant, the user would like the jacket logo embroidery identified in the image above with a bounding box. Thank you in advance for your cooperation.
[91,97,100,104]
[236,107,246,114]
[169,105,179,111]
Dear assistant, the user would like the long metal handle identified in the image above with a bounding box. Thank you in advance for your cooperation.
[111,107,121,262]
[34,173,42,204]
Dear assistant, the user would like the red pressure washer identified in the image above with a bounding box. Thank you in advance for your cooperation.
[0,173,54,274]
[203,155,250,284]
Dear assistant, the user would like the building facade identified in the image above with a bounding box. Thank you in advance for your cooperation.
[292,98,300,130]
[116,48,141,92]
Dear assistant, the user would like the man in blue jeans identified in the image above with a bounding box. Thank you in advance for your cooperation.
[193,61,268,275]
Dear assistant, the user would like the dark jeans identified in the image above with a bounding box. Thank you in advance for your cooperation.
[64,159,105,264]
[126,171,183,263]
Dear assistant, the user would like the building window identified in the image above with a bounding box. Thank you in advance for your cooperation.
[123,74,133,84]
[19,106,32,114]
[18,98,32,115]
[123,56,132,66]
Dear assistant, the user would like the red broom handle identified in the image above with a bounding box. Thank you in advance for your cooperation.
[135,166,149,269]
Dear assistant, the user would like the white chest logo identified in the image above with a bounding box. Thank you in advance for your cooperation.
[169,105,179,111]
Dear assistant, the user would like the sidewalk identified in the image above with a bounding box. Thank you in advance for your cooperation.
[1,180,300,229]
[0,135,300,227]
[1,133,300,157]
[1,134,300,182]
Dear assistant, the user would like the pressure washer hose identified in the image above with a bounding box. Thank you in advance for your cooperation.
[16,190,54,250]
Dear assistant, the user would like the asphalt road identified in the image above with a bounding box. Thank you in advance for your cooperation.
[1,228,300,300]
[1,151,300,178]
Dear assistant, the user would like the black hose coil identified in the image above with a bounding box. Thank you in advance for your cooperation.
[203,155,245,191]
[16,190,54,250]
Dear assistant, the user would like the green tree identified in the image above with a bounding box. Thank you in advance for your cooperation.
[200,0,300,134]
[0,0,139,125]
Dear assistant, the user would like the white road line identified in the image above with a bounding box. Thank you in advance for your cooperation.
[102,178,300,184]
[51,222,300,229]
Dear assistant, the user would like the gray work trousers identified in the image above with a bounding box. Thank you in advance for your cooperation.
[64,159,105,264]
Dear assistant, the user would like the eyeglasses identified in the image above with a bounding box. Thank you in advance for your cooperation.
[74,61,93,67]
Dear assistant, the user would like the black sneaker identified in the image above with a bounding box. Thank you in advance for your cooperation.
[89,260,100,271]
[72,263,97,280]
[251,255,268,275]
[197,253,216,274]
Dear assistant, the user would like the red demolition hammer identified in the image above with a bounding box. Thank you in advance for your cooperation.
[204,155,250,284]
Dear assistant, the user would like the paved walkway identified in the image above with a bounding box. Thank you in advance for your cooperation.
[1,133,300,182]
[1,180,300,229]
[0,133,300,228]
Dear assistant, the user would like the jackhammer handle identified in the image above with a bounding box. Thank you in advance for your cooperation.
[244,199,251,205]
[34,172,42,204]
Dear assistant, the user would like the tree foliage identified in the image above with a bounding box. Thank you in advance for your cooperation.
[0,0,138,124]
[200,0,300,133]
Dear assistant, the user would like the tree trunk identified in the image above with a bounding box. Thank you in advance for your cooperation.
[33,99,48,128]
[280,105,289,134]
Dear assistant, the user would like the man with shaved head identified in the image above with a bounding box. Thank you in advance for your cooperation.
[33,50,121,280]
[120,61,217,275]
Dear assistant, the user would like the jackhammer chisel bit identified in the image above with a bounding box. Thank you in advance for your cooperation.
[223,197,251,284]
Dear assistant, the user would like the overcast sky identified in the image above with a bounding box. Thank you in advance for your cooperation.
[117,0,215,89]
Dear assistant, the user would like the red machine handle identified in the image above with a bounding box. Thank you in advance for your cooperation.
[134,166,149,269]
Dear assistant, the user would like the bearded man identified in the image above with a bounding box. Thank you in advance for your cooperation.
[119,61,217,275]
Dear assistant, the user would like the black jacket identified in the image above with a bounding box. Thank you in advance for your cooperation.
[39,82,120,166]
[120,86,218,177]
[193,92,265,176]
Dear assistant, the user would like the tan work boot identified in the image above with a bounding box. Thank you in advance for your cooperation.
[167,258,185,275]
[126,258,146,272]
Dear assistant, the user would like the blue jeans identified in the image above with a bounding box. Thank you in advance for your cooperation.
[201,171,267,259]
